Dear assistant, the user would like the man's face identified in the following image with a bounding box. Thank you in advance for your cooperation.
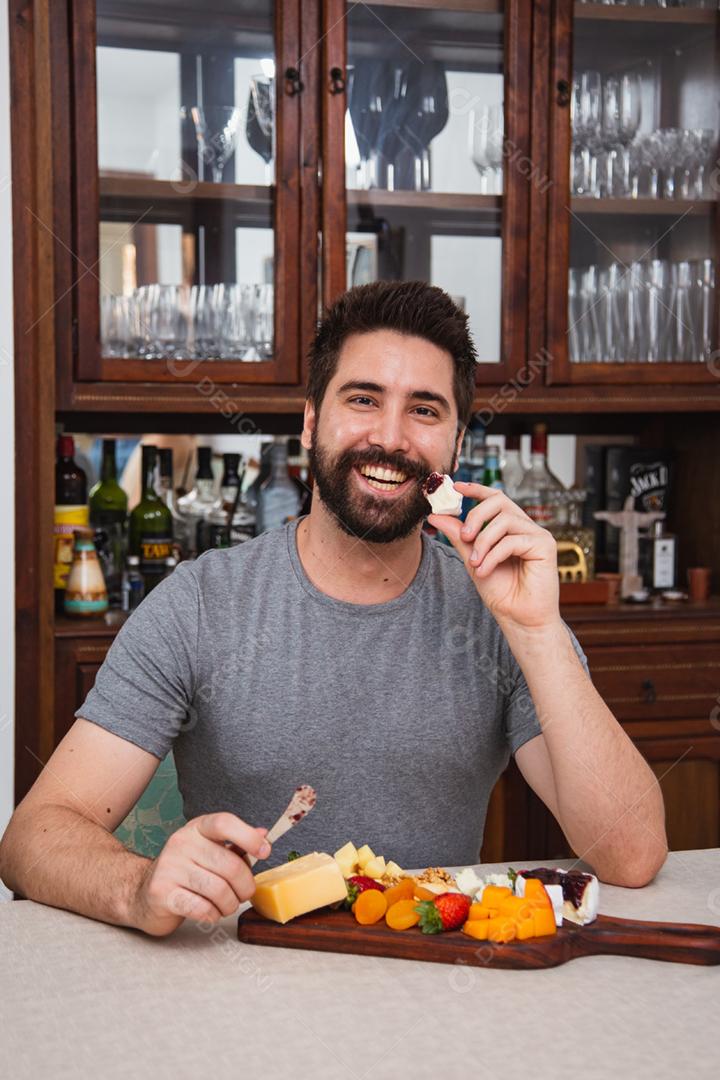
[302,329,463,543]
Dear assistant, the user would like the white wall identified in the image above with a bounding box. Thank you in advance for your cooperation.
[0,0,15,899]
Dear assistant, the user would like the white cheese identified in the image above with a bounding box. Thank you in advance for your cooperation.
[423,474,463,516]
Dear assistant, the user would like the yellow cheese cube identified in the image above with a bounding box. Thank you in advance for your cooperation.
[251,852,348,924]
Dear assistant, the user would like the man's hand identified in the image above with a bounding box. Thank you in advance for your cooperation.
[130,812,271,937]
[429,481,560,632]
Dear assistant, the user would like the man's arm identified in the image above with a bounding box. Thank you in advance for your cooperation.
[430,482,668,889]
[0,719,271,935]
[510,627,667,887]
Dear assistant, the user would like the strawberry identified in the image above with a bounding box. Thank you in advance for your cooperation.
[416,892,471,934]
[345,875,386,908]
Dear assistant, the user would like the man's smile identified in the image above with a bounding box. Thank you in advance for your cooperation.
[353,464,416,498]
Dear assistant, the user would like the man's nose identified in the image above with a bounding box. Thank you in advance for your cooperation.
[366,405,411,456]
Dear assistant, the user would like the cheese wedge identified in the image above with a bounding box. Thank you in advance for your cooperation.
[250,852,348,924]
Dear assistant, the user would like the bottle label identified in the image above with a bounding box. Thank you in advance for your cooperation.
[524,504,553,525]
[54,505,89,589]
[138,536,173,575]
[653,539,675,589]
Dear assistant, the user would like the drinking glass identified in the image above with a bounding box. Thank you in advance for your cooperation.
[600,77,623,196]
[250,283,274,360]
[617,73,642,196]
[216,283,251,360]
[187,106,242,184]
[100,294,132,358]
[641,259,671,362]
[668,261,698,363]
[469,104,504,194]
[694,258,715,362]
[190,284,219,360]
[578,71,603,197]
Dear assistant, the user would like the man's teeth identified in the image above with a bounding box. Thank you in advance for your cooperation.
[359,465,407,484]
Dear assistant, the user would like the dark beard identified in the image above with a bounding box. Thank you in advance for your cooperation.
[309,430,451,544]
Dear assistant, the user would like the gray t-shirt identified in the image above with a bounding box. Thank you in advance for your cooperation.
[78,520,588,868]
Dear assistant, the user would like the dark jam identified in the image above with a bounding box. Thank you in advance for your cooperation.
[422,472,444,496]
[519,867,590,909]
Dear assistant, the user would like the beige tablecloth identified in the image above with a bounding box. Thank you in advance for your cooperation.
[2,851,718,1079]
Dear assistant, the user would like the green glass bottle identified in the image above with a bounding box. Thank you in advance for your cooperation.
[482,446,504,491]
[129,445,173,592]
[89,439,129,606]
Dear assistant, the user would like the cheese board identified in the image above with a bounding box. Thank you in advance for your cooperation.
[237,906,720,968]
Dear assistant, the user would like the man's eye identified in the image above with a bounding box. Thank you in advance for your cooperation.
[349,395,375,406]
[413,406,437,418]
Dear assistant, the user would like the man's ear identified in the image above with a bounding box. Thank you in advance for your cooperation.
[300,399,316,451]
[452,427,465,474]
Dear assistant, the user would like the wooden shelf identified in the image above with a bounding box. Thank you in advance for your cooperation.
[570,197,715,217]
[370,0,502,10]
[574,2,716,25]
[349,190,501,214]
[99,176,272,206]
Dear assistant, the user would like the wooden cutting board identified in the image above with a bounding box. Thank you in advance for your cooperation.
[237,907,720,968]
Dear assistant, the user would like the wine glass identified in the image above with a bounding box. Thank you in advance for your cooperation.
[617,73,642,196]
[187,106,242,184]
[469,104,504,194]
[247,75,275,183]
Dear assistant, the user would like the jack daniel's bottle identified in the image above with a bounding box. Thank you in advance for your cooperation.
[129,445,173,592]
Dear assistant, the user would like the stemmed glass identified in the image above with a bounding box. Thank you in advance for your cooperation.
[617,74,642,196]
[573,71,603,197]
[469,104,504,194]
[246,75,275,183]
[186,106,242,184]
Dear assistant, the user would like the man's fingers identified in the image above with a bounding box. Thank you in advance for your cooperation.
[427,514,470,559]
[193,838,258,903]
[469,512,532,567]
[195,812,271,860]
[184,863,245,917]
[166,885,224,925]
[473,534,538,577]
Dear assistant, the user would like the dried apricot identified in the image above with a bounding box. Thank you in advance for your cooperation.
[385,899,421,931]
[383,878,415,908]
[353,888,388,925]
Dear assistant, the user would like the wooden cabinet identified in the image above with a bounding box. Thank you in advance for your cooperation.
[482,600,720,864]
[54,616,122,745]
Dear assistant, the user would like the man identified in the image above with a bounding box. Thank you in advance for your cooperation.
[0,281,667,937]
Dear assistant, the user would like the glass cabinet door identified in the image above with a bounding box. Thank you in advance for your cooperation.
[547,1,720,384]
[73,0,301,384]
[322,0,532,384]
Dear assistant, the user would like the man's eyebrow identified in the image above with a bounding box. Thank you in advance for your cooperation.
[336,381,451,412]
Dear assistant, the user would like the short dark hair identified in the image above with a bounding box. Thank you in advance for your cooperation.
[307,280,477,428]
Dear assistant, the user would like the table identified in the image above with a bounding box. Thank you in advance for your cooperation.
[2,851,718,1079]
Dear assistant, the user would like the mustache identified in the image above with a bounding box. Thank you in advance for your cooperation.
[337,447,429,482]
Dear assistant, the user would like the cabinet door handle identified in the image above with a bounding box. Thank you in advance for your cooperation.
[556,79,570,107]
[329,66,346,95]
[284,67,304,96]
[641,679,657,705]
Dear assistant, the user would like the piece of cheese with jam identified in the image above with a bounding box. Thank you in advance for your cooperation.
[251,852,348,924]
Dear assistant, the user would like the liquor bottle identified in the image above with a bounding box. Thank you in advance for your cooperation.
[197,453,242,553]
[54,435,88,614]
[515,423,565,527]
[157,447,183,558]
[64,527,108,617]
[121,555,145,612]
[129,445,174,592]
[500,434,524,501]
[89,439,128,607]
[482,446,504,491]
[256,439,301,533]
[639,520,677,591]
[176,446,216,558]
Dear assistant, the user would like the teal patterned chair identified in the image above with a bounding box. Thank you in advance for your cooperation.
[114,753,186,858]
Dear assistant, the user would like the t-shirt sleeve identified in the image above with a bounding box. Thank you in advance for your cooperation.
[504,623,591,756]
[76,561,199,759]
